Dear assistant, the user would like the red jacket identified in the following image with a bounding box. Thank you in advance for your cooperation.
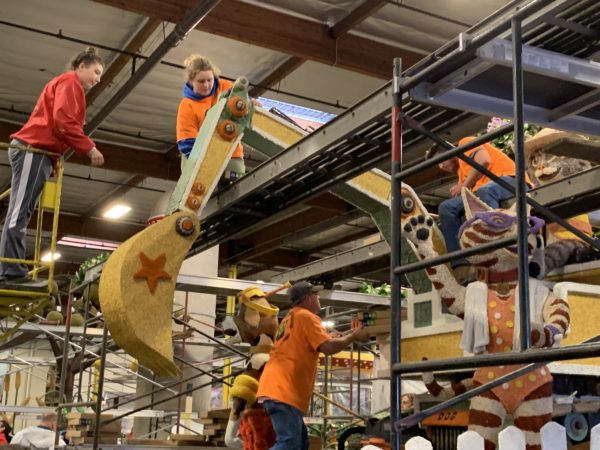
[11,71,95,154]
[0,431,7,444]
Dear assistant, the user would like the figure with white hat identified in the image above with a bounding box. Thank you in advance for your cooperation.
[524,128,599,278]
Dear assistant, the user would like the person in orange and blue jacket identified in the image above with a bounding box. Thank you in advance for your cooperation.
[176,54,258,182]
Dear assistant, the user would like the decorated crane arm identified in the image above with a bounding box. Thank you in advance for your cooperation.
[99,77,254,376]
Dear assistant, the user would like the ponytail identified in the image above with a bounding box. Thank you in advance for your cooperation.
[70,47,104,70]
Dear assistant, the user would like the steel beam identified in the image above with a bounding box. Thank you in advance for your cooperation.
[175,273,389,308]
[528,166,600,216]
[269,241,390,284]
[202,83,393,221]
[85,0,221,134]
[410,38,600,136]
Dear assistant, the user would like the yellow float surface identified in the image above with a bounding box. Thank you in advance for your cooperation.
[99,212,200,376]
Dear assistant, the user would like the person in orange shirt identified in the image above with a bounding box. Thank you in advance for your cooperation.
[176,54,259,182]
[256,281,369,450]
[430,136,528,284]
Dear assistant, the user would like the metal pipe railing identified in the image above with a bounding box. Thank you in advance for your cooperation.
[512,17,532,351]
[390,56,404,450]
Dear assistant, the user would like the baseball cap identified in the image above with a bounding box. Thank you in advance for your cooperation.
[289,281,323,304]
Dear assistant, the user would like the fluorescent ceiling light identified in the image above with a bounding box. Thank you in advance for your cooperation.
[42,251,61,262]
[103,204,131,219]
[321,320,335,328]
[57,236,119,251]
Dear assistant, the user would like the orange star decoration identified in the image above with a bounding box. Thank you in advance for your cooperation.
[133,252,172,294]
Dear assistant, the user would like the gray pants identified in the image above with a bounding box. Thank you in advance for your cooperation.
[0,139,53,278]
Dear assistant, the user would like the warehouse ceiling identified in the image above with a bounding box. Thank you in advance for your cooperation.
[0,0,510,285]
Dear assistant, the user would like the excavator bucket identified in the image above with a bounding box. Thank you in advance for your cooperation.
[99,212,199,375]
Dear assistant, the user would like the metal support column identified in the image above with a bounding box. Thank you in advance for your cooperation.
[93,327,109,450]
[512,18,532,351]
[222,265,237,408]
[55,294,73,446]
[390,57,403,450]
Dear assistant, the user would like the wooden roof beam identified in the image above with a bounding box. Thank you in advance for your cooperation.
[250,0,386,98]
[249,56,305,98]
[92,0,425,79]
[31,211,145,244]
[223,207,345,264]
[329,0,388,38]
[87,17,162,106]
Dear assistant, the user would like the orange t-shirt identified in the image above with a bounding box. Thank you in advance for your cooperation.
[257,307,331,413]
[457,136,525,192]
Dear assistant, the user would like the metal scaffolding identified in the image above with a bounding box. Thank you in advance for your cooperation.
[0,273,382,449]
[391,0,600,448]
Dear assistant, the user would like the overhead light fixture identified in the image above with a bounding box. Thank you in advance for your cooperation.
[103,204,131,219]
[321,320,335,328]
[41,251,61,262]
[57,236,119,251]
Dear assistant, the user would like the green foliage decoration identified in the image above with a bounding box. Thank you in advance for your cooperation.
[358,282,392,297]
[486,116,540,157]
[73,253,110,286]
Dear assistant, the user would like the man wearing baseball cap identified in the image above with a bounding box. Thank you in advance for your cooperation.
[257,281,369,449]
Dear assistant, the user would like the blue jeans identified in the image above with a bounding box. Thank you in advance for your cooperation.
[0,139,53,279]
[438,176,519,268]
[263,400,308,450]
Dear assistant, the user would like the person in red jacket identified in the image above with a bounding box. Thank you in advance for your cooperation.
[0,47,105,286]
[176,54,258,182]
[0,419,12,443]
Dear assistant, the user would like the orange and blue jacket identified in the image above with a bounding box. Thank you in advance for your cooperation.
[176,77,243,158]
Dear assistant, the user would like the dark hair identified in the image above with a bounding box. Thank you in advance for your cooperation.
[425,143,440,160]
[70,47,104,70]
[0,420,11,442]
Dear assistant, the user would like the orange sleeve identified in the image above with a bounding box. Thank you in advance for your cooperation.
[176,99,199,142]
